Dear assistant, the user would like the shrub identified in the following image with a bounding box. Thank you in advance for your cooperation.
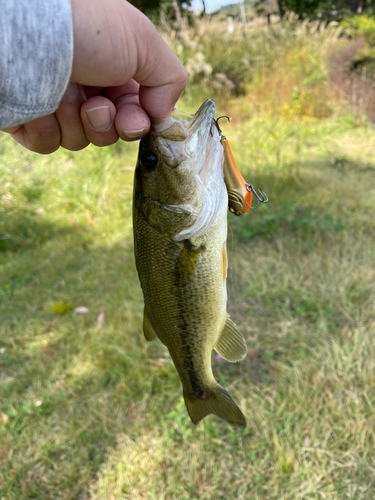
[342,14,375,46]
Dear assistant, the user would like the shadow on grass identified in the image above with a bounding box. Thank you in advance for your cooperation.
[229,200,345,245]
[229,156,375,244]
[0,227,277,497]
[0,234,148,498]
[0,206,86,253]
[1,156,374,498]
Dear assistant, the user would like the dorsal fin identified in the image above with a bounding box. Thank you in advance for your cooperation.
[214,316,247,362]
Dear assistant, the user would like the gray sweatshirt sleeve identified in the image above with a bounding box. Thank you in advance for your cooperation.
[0,0,73,129]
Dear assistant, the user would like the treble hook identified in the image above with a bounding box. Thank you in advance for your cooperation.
[246,183,268,209]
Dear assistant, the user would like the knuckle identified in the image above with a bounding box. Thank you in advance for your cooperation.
[61,138,90,151]
[29,143,60,155]
[91,136,118,148]
[176,67,188,92]
[1,125,21,134]
[24,116,61,154]
[26,134,60,154]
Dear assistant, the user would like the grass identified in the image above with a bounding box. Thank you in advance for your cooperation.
[2,16,375,500]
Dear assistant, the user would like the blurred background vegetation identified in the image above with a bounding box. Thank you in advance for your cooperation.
[2,3,375,500]
[133,0,375,23]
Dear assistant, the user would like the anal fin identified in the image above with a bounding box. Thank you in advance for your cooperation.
[143,310,157,342]
[214,316,247,362]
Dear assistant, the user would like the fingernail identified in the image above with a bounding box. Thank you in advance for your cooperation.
[85,106,112,132]
[122,128,145,140]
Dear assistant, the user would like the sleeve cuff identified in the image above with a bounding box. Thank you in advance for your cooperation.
[0,0,74,129]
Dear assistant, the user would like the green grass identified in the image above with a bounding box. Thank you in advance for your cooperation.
[2,18,375,500]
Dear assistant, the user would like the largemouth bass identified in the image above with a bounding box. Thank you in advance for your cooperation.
[133,99,247,428]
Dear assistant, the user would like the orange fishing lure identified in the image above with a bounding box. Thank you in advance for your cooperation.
[214,116,268,216]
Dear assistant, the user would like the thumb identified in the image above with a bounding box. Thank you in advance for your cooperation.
[70,0,187,118]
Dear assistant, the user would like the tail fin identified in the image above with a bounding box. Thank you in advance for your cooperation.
[184,385,246,428]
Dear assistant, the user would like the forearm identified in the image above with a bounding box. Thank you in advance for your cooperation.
[0,0,73,129]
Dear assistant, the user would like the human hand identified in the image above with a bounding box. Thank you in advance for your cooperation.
[1,0,187,154]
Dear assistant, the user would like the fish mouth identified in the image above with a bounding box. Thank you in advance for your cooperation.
[184,99,220,174]
[151,99,217,143]
[186,99,217,139]
[149,99,219,171]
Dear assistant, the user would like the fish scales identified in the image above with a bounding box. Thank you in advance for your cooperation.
[133,208,225,394]
[133,99,247,428]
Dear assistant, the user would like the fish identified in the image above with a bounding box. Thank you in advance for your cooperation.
[133,99,247,428]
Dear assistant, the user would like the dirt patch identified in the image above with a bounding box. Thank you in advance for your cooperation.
[330,37,375,121]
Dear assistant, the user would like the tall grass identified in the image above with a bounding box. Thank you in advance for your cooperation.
[161,14,343,116]
[1,15,375,500]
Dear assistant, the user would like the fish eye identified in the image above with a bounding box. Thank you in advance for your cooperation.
[142,151,158,171]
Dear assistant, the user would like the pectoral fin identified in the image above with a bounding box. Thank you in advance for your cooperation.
[143,310,157,341]
[174,240,204,284]
[214,316,247,362]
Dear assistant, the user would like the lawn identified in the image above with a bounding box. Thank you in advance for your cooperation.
[1,17,375,500]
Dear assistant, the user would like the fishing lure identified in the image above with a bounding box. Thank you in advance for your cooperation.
[213,116,268,216]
